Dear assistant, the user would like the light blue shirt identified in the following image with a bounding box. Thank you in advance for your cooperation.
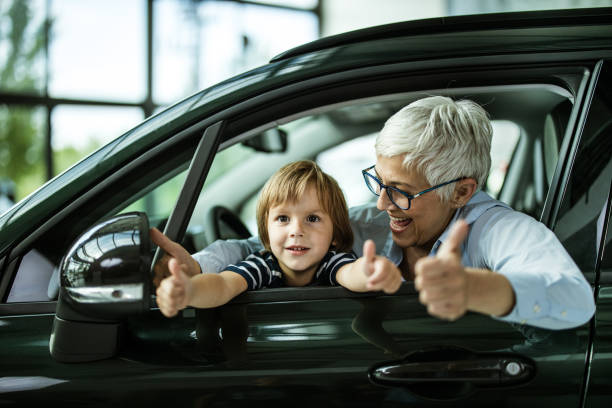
[193,191,595,330]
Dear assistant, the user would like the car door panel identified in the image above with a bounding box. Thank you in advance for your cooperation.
[0,283,589,407]
[121,287,587,407]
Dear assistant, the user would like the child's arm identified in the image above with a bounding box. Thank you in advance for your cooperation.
[156,258,247,317]
[150,227,203,287]
[336,240,402,294]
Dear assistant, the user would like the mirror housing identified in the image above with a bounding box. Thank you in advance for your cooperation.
[243,128,288,153]
[50,212,152,362]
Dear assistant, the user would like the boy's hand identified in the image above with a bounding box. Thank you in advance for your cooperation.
[362,240,402,294]
[414,219,469,321]
[155,258,192,317]
[150,227,201,287]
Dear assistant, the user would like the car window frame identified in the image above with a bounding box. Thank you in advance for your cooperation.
[161,69,593,308]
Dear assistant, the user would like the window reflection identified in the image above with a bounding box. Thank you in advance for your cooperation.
[63,226,142,288]
[554,64,612,279]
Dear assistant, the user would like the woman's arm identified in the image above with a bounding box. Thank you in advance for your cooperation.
[481,213,595,329]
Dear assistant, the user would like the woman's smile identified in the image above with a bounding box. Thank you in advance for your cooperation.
[389,215,413,233]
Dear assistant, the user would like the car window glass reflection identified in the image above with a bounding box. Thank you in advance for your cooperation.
[7,168,189,303]
[554,67,612,279]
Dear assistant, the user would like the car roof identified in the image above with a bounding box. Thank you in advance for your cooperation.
[271,7,612,62]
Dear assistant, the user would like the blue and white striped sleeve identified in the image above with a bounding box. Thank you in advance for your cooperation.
[316,251,357,286]
[225,253,272,290]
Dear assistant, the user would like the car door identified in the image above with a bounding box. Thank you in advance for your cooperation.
[137,67,598,406]
[561,60,612,408]
[116,75,596,406]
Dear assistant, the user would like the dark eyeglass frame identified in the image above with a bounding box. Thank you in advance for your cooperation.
[361,165,464,210]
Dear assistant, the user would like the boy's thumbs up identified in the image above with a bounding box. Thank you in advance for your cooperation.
[168,257,185,278]
[360,239,402,294]
[156,258,192,317]
[362,239,376,277]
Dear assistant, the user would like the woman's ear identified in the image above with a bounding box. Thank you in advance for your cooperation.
[453,178,478,207]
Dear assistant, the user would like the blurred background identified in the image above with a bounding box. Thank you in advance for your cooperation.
[1,0,611,212]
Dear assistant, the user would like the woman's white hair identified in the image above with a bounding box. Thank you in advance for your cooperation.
[375,96,492,202]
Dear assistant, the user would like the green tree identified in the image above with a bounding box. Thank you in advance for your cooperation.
[0,0,50,202]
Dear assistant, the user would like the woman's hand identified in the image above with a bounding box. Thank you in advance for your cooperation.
[155,258,193,317]
[414,219,516,320]
[150,227,202,287]
[414,220,469,320]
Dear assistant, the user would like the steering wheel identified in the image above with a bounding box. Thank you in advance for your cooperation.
[204,205,252,243]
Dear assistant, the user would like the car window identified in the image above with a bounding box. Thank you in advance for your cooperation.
[554,63,612,282]
[6,83,576,303]
[7,147,194,302]
[600,193,612,278]
[194,86,570,252]
[598,189,612,276]
[486,120,520,198]
[317,133,378,208]
[120,170,188,227]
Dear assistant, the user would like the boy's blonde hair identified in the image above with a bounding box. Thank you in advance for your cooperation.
[256,160,353,253]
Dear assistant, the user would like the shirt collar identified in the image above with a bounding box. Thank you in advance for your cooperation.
[388,190,510,257]
[431,190,510,255]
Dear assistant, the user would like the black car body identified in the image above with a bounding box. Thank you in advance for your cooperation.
[0,8,611,407]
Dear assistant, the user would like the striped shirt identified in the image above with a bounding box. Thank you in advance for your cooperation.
[225,250,356,290]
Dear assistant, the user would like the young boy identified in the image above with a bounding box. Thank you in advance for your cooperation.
[153,160,402,318]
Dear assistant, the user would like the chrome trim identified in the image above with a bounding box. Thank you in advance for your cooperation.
[65,283,143,303]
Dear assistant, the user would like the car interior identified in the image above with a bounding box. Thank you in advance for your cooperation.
[182,84,573,253]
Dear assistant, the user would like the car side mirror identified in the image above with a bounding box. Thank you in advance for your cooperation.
[50,212,152,363]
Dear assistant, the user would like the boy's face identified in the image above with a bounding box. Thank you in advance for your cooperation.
[267,185,334,284]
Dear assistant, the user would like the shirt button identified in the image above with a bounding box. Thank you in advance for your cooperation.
[533,304,541,313]
[561,311,567,317]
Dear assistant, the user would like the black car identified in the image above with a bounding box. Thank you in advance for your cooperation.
[1,7,611,407]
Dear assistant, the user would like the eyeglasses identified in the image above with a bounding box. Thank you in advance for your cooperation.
[361,165,463,210]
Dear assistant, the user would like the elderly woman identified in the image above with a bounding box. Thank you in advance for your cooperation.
[152,96,595,330]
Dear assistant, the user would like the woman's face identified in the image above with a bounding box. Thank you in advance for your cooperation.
[374,154,457,252]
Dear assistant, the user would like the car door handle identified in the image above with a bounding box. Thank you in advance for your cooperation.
[370,351,535,387]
